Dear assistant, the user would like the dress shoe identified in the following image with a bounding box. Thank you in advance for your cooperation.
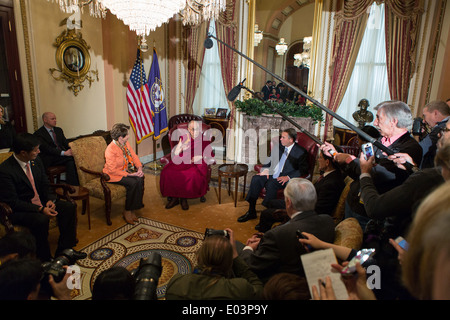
[165,198,179,209]
[123,211,135,224]
[200,196,206,203]
[237,211,257,223]
[71,249,87,260]
[180,198,189,210]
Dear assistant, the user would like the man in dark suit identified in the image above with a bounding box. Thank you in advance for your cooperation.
[418,100,450,169]
[261,80,272,101]
[0,133,84,262]
[239,178,335,283]
[237,128,309,223]
[33,112,79,185]
[255,150,345,232]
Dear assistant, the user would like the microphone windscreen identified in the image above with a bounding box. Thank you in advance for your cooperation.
[204,38,213,49]
[227,85,242,101]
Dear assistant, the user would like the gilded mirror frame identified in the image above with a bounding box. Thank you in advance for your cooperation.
[50,29,98,96]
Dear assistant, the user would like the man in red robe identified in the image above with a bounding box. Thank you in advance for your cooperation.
[160,121,211,210]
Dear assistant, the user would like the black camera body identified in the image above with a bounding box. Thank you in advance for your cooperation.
[204,228,229,239]
[412,117,428,138]
[41,248,83,283]
[131,252,162,300]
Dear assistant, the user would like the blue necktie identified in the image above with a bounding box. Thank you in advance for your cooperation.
[273,147,288,178]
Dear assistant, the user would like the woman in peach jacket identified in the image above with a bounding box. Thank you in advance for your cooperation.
[103,123,144,224]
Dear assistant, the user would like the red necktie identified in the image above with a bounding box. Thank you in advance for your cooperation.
[50,129,60,150]
[26,163,42,207]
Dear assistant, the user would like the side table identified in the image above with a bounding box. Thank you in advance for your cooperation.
[218,163,249,207]
[56,185,91,230]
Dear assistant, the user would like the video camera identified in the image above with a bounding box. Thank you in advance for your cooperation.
[412,117,429,139]
[131,252,162,300]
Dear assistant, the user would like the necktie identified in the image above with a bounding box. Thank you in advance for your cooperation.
[50,129,60,150]
[26,163,42,207]
[273,147,288,179]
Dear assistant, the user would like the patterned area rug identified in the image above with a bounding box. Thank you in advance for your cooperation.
[73,218,204,300]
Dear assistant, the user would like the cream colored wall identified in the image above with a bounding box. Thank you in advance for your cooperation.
[275,3,315,78]
[14,0,170,162]
[28,1,107,139]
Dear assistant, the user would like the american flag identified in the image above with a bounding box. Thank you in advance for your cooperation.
[127,49,154,143]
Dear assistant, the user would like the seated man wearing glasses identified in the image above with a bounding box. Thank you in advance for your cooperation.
[160,121,212,211]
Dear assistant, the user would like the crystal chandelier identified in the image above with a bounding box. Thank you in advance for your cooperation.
[181,0,227,26]
[254,24,263,47]
[47,0,107,18]
[275,38,288,55]
[294,36,312,69]
[47,0,227,36]
[99,0,186,36]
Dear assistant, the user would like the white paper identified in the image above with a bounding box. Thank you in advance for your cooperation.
[301,248,349,300]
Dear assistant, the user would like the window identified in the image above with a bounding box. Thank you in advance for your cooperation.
[334,3,391,129]
[192,19,229,117]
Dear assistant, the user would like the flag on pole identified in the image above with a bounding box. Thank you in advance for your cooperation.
[148,48,168,140]
[127,49,154,144]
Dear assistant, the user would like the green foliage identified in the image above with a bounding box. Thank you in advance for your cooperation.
[234,98,324,123]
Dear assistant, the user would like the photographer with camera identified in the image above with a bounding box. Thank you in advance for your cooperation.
[165,228,263,300]
[416,100,450,169]
[0,257,72,300]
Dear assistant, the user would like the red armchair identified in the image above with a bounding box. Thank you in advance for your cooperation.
[168,114,203,129]
[254,131,319,199]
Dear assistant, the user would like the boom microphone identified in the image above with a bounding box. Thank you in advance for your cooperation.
[227,78,246,102]
[204,37,213,49]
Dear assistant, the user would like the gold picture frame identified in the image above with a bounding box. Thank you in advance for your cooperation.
[50,29,98,96]
[205,108,216,116]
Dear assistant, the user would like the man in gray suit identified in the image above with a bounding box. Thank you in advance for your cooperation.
[239,178,335,283]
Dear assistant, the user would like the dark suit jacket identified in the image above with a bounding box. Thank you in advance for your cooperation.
[34,126,70,166]
[258,170,345,232]
[360,168,444,239]
[345,131,423,216]
[263,143,309,179]
[0,121,16,150]
[240,210,335,282]
[261,85,271,100]
[0,155,52,213]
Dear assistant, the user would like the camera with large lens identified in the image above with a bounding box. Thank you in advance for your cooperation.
[131,252,162,300]
[412,117,428,139]
[40,248,85,297]
[204,228,229,239]
[41,248,84,283]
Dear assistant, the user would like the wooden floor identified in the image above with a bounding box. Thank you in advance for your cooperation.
[49,170,264,253]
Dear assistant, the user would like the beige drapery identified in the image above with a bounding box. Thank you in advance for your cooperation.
[324,0,423,140]
[384,0,424,102]
[324,0,374,140]
[182,21,210,114]
[215,0,238,128]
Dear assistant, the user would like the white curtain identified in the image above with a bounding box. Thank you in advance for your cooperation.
[192,19,229,116]
[334,2,391,129]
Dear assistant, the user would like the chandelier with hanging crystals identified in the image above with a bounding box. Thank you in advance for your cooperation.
[99,0,186,36]
[181,0,227,26]
[47,0,227,35]
[47,0,107,18]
